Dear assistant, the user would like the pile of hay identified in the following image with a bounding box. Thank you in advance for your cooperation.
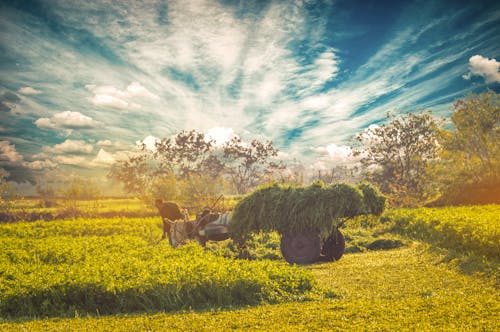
[230,182,385,243]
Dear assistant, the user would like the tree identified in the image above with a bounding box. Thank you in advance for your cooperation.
[153,130,225,179]
[354,111,444,206]
[222,137,283,194]
[149,173,177,202]
[109,130,285,203]
[36,182,57,207]
[109,130,226,206]
[108,154,155,198]
[0,168,18,211]
[437,91,500,204]
[59,177,102,201]
[312,165,362,185]
[46,176,103,217]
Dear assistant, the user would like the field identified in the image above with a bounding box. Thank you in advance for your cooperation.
[0,201,499,331]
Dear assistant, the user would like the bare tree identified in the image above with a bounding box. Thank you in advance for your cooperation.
[153,130,224,179]
[222,137,283,194]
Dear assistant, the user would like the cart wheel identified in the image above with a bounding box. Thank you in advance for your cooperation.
[321,229,345,261]
[280,232,321,264]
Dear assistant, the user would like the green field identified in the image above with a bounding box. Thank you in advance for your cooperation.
[0,204,499,331]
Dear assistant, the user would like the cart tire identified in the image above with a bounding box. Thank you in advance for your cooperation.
[321,229,345,261]
[280,232,321,264]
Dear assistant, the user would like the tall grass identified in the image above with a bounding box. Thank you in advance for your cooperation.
[382,205,500,260]
[0,217,315,319]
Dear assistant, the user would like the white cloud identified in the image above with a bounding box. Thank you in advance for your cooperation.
[206,127,237,146]
[34,118,53,129]
[18,86,42,95]
[25,159,57,170]
[0,140,23,164]
[311,49,339,84]
[87,82,157,109]
[136,135,159,151]
[312,143,357,166]
[53,155,86,165]
[91,93,130,109]
[325,144,353,160]
[126,82,159,99]
[35,111,99,130]
[92,148,115,165]
[43,139,93,155]
[463,55,500,83]
[97,140,113,147]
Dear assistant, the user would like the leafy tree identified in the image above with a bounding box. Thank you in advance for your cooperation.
[437,91,500,204]
[59,177,102,200]
[109,130,285,203]
[222,137,283,194]
[108,154,154,198]
[177,173,226,209]
[0,168,19,211]
[109,130,283,201]
[149,173,177,202]
[354,112,444,206]
[36,183,57,207]
[58,176,103,216]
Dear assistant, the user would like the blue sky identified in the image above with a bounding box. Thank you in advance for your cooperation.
[0,0,499,193]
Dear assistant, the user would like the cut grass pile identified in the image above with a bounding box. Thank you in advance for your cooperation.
[230,182,385,243]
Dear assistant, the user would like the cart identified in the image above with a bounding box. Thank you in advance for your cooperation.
[190,211,346,264]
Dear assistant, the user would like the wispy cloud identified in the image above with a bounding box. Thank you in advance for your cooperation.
[0,0,498,186]
[18,87,42,95]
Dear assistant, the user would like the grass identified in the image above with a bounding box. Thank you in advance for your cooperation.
[0,204,498,330]
[1,244,497,331]
[0,218,316,319]
[383,205,500,260]
[0,198,157,222]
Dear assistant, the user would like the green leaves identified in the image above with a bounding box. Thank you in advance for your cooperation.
[354,111,444,206]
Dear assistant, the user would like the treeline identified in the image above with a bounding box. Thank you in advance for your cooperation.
[109,91,498,208]
[108,130,286,209]
[4,91,494,210]
[353,91,499,206]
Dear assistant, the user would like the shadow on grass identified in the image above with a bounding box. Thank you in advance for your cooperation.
[425,245,499,282]
[0,275,325,322]
[0,282,331,323]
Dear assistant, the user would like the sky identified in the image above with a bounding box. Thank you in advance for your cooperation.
[0,0,499,195]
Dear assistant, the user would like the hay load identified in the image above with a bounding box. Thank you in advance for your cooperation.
[230,182,386,245]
